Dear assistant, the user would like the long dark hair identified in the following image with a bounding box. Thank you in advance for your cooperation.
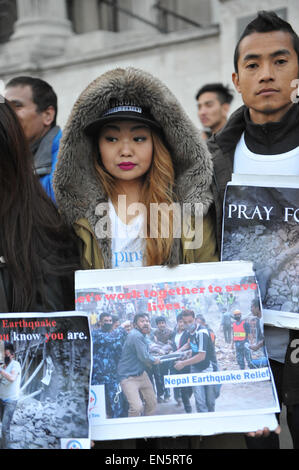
[94,130,176,266]
[0,99,77,311]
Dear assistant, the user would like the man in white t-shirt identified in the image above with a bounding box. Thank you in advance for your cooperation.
[0,343,21,449]
[208,11,299,449]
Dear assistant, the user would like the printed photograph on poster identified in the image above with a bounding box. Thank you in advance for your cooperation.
[75,262,279,440]
[0,312,91,449]
[221,174,299,329]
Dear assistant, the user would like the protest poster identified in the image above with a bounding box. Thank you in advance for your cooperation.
[221,174,299,329]
[0,312,91,449]
[75,261,279,441]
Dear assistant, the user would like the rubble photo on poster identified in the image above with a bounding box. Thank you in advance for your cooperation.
[0,312,91,449]
[75,262,279,441]
[221,175,299,329]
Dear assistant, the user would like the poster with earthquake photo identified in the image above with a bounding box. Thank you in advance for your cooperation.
[0,312,91,449]
[221,174,299,329]
[75,261,279,441]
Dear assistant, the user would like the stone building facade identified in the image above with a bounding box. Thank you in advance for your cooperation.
[0,0,298,134]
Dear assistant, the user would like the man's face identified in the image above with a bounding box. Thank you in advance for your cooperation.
[177,319,184,332]
[157,320,166,331]
[4,350,13,365]
[123,321,132,333]
[5,85,53,144]
[112,319,120,329]
[232,31,299,124]
[182,314,196,334]
[100,315,113,331]
[197,91,229,133]
[135,316,151,335]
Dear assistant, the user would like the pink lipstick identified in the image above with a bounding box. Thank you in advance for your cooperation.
[118,162,136,171]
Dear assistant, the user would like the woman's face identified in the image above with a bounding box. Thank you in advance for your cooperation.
[98,120,153,186]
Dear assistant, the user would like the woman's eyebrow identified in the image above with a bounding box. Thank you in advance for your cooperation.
[130,125,149,131]
[103,124,121,131]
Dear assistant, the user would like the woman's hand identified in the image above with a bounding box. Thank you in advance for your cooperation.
[247,425,281,438]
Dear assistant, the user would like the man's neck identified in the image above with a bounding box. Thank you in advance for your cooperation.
[243,103,299,155]
[211,119,227,134]
[249,102,293,125]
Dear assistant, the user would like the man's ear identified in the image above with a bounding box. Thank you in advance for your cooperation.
[221,102,230,117]
[42,105,56,127]
[232,72,241,93]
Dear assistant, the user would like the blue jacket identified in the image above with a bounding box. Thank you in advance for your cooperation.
[33,126,62,203]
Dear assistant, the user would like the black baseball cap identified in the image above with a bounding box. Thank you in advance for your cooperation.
[84,100,161,136]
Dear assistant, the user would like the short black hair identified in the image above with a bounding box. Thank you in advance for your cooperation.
[4,342,15,354]
[234,10,299,72]
[195,83,234,104]
[196,313,206,322]
[181,309,195,319]
[6,76,58,127]
[99,312,112,322]
[133,313,149,325]
[155,316,166,325]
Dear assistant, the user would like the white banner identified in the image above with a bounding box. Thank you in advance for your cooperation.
[165,367,270,388]
[75,261,280,440]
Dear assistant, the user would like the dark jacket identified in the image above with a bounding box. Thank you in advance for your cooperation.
[208,103,299,252]
[0,249,76,314]
[171,328,189,351]
[283,330,299,406]
[207,104,299,406]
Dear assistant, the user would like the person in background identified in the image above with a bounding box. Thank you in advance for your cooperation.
[174,310,217,412]
[232,310,254,370]
[153,316,173,402]
[0,343,21,449]
[91,312,127,418]
[170,313,193,413]
[221,307,233,344]
[117,313,159,417]
[196,83,234,140]
[112,315,121,330]
[5,76,61,202]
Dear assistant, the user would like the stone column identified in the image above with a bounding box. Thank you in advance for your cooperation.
[8,0,73,60]
[118,0,157,33]
[72,0,100,34]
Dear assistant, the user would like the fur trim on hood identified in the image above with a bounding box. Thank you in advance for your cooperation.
[54,67,214,226]
[54,68,215,267]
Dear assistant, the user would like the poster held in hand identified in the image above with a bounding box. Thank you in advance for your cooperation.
[0,312,91,449]
[75,261,279,441]
[221,174,299,329]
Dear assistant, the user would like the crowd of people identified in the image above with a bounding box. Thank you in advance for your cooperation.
[91,296,267,421]
[91,309,220,419]
[0,9,298,449]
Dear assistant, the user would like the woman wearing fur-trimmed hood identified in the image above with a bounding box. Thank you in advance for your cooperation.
[54,67,218,269]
